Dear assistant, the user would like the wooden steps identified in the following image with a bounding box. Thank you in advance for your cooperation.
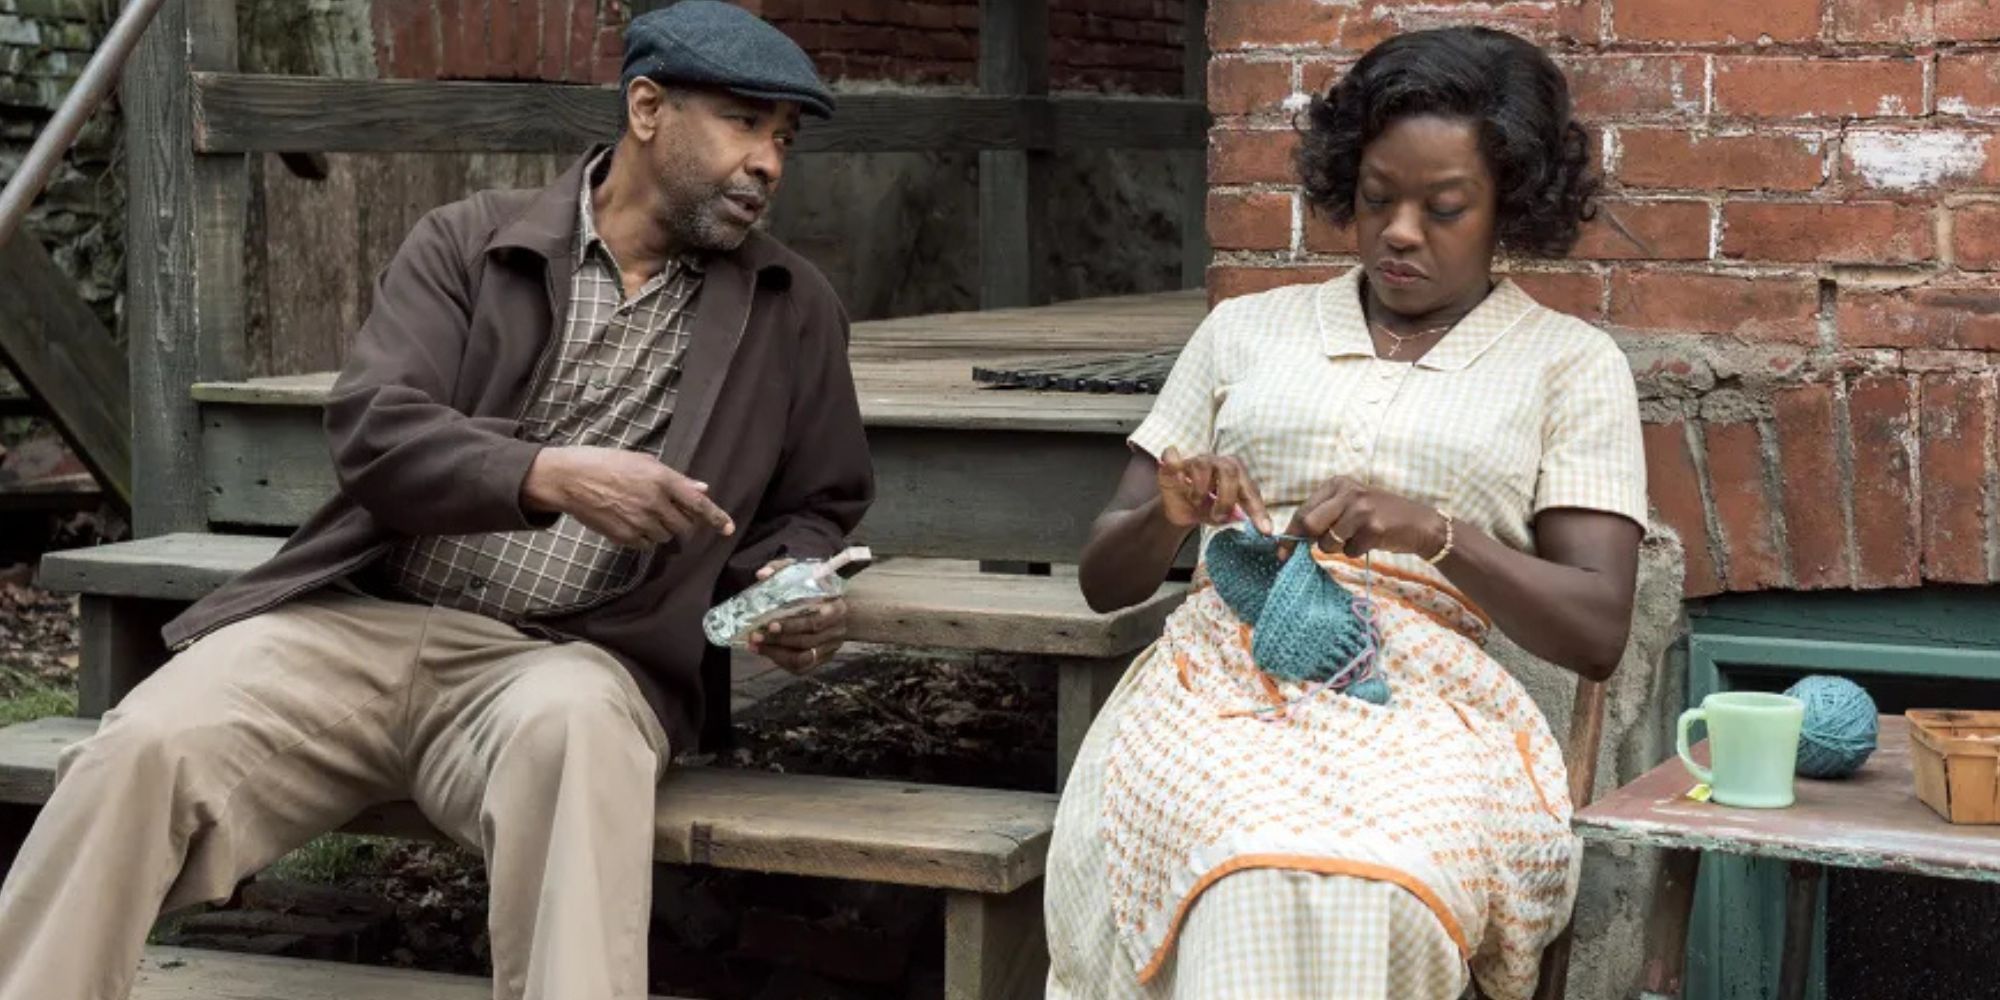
[1,715,1054,895]
[37,533,1185,661]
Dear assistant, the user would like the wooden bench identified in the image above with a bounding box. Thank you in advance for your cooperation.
[0,715,1055,999]
[131,944,685,998]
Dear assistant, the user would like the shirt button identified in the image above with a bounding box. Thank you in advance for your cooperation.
[465,577,487,593]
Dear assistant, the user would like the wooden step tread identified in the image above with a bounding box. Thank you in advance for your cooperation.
[134,945,540,999]
[39,533,1184,657]
[0,717,1054,893]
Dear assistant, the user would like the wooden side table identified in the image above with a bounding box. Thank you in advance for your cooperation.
[1575,716,2000,1000]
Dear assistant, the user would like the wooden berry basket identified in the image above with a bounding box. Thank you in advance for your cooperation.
[1909,709,2000,824]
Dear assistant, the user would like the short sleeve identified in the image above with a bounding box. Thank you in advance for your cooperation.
[1129,304,1227,460]
[1533,334,1649,527]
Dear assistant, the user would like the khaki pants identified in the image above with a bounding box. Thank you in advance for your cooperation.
[0,591,669,1000]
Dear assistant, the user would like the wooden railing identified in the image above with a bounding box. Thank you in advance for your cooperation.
[0,0,169,506]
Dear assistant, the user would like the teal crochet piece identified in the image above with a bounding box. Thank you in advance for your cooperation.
[1204,526,1390,705]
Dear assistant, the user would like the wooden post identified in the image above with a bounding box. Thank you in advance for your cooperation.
[76,596,180,716]
[1776,862,1824,1000]
[978,0,1048,310]
[1181,0,1210,291]
[0,236,132,504]
[123,0,247,535]
[1055,656,1122,789]
[1640,848,1703,999]
[943,885,1048,1000]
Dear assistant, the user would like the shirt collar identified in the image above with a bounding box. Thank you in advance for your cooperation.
[1314,268,1540,371]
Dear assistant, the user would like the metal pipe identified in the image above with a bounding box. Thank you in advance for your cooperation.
[0,0,170,252]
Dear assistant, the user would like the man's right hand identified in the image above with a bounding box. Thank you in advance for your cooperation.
[521,445,736,547]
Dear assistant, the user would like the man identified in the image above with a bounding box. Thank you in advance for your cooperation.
[0,4,872,998]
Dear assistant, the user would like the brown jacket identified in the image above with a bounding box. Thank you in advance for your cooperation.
[164,150,875,751]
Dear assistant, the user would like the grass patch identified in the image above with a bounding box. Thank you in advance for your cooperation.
[265,832,394,885]
[0,672,74,726]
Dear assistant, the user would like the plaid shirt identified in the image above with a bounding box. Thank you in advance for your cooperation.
[383,150,705,619]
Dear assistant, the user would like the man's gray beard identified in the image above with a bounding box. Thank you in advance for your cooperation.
[674,195,752,254]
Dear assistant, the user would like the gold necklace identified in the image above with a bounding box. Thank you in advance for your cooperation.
[1369,320,1453,359]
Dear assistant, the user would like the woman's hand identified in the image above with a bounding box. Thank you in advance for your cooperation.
[1285,476,1449,560]
[1156,447,1273,534]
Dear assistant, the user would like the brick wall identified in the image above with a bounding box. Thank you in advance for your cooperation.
[1207,0,2000,597]
[370,0,1189,94]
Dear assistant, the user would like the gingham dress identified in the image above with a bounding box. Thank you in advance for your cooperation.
[1044,271,1647,1000]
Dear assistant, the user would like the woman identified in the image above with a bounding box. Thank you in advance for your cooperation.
[1045,27,1646,1000]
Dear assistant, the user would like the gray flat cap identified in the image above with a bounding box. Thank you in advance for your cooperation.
[621,1,835,119]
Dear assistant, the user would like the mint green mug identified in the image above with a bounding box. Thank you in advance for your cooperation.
[1677,692,1806,808]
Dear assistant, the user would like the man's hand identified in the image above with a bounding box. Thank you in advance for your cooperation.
[744,559,849,674]
[521,445,735,547]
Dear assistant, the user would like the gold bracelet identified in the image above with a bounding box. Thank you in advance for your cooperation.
[1427,510,1455,565]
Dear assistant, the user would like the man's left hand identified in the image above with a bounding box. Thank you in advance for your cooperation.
[745,559,849,674]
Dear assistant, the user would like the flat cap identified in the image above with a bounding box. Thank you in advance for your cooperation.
[621,2,836,119]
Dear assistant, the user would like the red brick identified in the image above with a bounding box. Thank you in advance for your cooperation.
[1840,130,2000,196]
[1558,0,1604,43]
[1953,203,2000,269]
[1714,58,1925,120]
[1609,271,1819,342]
[1938,0,2000,41]
[538,0,570,81]
[1847,374,1922,588]
[1839,286,2000,350]
[1618,130,1826,193]
[567,0,598,82]
[1208,191,1293,251]
[1212,0,1392,50]
[1561,55,1704,119]
[593,19,623,85]
[1208,57,1290,118]
[1704,421,1785,591]
[1830,0,1934,42]
[1388,2,1560,43]
[1207,265,1347,306]
[1300,58,1350,102]
[1209,128,1298,185]
[1721,202,1935,264]
[1919,373,1994,583]
[1643,421,1722,596]
[1612,0,1820,43]
[1773,384,1854,589]
[1509,271,1606,320]
[511,0,544,80]
[1573,200,1710,261]
[1939,52,2000,116]
[1303,205,1356,254]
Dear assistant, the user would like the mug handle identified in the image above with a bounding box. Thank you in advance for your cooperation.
[1677,708,1714,786]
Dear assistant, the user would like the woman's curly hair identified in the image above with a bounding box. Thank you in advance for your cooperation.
[1297,27,1598,257]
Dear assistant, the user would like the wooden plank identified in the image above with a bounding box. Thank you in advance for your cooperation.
[944,885,1047,1000]
[655,767,1054,894]
[0,715,91,804]
[1776,862,1823,1000]
[1640,848,1701,998]
[0,235,133,503]
[193,73,1207,155]
[978,0,1048,310]
[38,533,280,600]
[124,0,242,535]
[1180,0,1211,290]
[1057,656,1126,788]
[1577,717,2000,884]
[77,595,180,716]
[848,567,1183,658]
[202,405,341,528]
[0,716,1055,894]
[132,945,692,999]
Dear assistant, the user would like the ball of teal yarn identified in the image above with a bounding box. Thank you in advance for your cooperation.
[1784,675,1878,779]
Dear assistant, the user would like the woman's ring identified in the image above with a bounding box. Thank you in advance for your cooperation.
[808,647,821,668]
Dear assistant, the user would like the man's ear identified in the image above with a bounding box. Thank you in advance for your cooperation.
[626,77,666,141]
